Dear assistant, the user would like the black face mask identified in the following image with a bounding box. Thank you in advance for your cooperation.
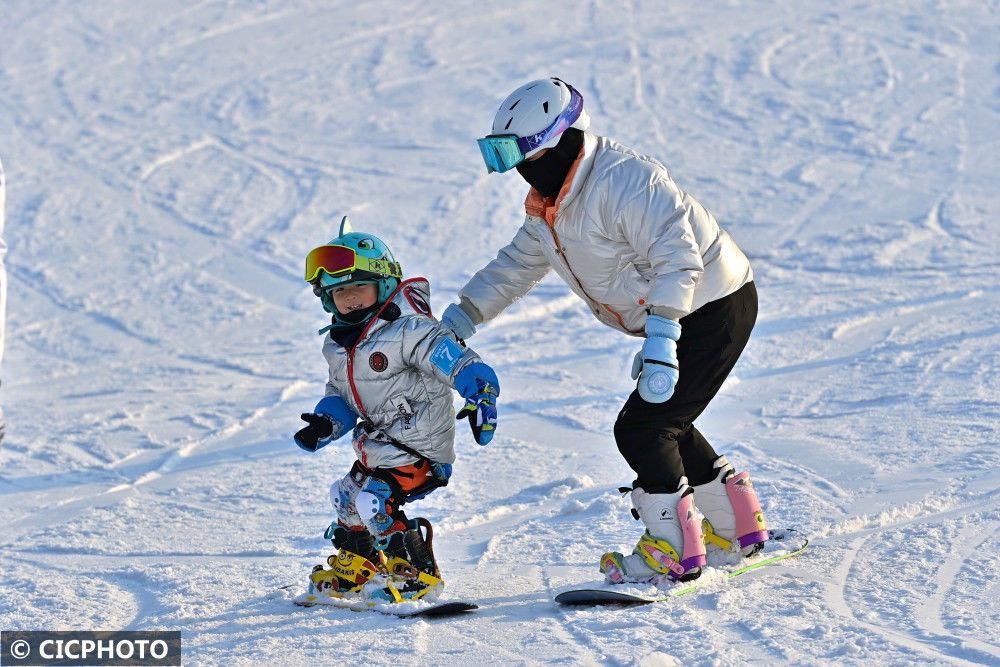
[337,302,380,325]
[515,128,584,199]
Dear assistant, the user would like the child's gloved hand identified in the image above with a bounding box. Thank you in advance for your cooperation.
[456,383,498,445]
[295,413,334,452]
[293,395,358,452]
[454,362,500,445]
[631,315,681,403]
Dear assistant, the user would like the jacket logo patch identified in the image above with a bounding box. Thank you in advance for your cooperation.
[430,338,463,375]
[396,398,414,429]
[369,352,389,372]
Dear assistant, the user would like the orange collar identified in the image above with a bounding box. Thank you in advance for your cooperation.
[523,142,586,227]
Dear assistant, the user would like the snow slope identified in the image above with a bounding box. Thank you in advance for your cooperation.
[2,1,999,664]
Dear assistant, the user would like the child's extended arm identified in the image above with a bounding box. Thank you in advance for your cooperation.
[294,394,358,452]
[404,318,501,446]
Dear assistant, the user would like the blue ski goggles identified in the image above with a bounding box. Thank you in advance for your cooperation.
[476,86,584,174]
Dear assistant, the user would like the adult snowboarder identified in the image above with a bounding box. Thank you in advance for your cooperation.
[440,78,767,583]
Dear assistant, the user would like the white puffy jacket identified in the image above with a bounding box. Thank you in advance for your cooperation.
[458,133,753,335]
[322,278,480,469]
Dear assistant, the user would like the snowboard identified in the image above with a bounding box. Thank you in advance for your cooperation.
[292,592,477,618]
[555,528,808,606]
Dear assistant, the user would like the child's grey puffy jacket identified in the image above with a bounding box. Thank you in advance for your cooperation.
[322,278,480,469]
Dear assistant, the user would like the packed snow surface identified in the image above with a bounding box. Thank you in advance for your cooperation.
[2,1,999,664]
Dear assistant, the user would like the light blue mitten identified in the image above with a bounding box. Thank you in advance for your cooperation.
[631,315,681,403]
[441,303,477,340]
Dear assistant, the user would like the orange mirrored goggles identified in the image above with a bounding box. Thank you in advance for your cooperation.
[304,244,402,283]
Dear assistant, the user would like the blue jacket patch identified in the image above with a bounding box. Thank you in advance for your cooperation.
[430,337,463,375]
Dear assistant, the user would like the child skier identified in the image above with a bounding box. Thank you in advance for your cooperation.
[293,217,500,604]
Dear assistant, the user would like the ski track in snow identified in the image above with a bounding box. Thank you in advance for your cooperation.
[2,1,1000,664]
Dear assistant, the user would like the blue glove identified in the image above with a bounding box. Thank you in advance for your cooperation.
[631,315,681,403]
[454,362,499,445]
[294,395,357,452]
[441,303,477,340]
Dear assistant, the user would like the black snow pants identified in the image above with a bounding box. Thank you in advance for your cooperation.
[614,280,758,493]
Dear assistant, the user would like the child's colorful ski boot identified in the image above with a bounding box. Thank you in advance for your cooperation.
[300,526,381,603]
[367,518,444,603]
[692,455,768,557]
[600,478,706,584]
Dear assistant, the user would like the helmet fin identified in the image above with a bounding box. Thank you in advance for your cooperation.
[338,215,354,237]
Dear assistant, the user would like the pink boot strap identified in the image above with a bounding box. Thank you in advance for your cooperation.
[676,492,707,563]
[726,472,768,545]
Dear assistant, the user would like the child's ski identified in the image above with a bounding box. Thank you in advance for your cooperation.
[293,592,477,617]
[555,528,808,606]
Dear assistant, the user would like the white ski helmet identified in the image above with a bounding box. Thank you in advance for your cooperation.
[491,77,591,159]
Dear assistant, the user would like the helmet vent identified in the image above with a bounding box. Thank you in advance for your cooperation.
[543,101,549,113]
[509,99,520,110]
[504,118,513,130]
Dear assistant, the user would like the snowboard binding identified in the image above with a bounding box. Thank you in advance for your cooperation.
[305,518,443,604]
[369,517,443,602]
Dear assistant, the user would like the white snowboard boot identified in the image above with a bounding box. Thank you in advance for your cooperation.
[693,455,768,556]
[600,478,707,583]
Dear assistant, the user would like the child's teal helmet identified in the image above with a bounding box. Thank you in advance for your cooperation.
[304,217,403,321]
